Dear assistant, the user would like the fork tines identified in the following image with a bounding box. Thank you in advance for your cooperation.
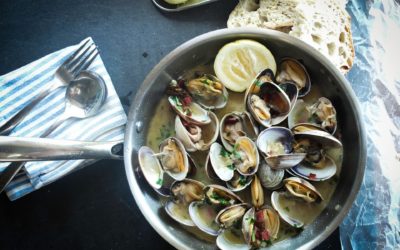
[64,39,99,77]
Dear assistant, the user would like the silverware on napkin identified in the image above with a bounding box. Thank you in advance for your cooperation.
[0,69,106,193]
[0,39,98,136]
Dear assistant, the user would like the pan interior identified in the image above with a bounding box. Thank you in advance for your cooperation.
[125,29,365,250]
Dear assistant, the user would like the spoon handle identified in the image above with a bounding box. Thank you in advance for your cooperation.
[40,113,71,138]
[0,136,123,162]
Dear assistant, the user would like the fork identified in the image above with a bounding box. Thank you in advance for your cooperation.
[0,39,99,136]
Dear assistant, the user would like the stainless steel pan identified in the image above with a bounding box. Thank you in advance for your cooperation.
[2,28,366,249]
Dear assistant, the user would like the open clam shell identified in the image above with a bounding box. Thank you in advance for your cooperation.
[170,178,205,205]
[288,98,337,134]
[233,137,260,176]
[216,227,249,250]
[138,146,170,197]
[242,206,280,248]
[185,74,229,110]
[257,160,284,190]
[208,142,235,181]
[168,96,211,125]
[226,171,253,192]
[271,191,305,228]
[188,201,221,236]
[283,177,323,202]
[164,178,205,227]
[220,111,259,152]
[276,58,311,97]
[175,111,219,152]
[245,69,291,127]
[158,137,189,181]
[287,155,337,181]
[292,124,342,148]
[215,203,250,230]
[257,127,306,169]
[164,201,195,227]
[204,184,244,206]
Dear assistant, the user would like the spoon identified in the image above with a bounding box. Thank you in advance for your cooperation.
[0,70,107,193]
[152,0,219,12]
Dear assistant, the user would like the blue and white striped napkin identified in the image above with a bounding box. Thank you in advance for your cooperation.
[0,38,127,200]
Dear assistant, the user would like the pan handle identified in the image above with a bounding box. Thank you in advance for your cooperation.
[0,136,123,162]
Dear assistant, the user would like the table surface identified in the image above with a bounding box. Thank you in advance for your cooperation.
[0,0,341,249]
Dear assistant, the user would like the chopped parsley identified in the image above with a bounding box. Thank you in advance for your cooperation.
[285,206,290,212]
[156,178,163,186]
[238,175,247,186]
[210,193,229,206]
[227,164,235,170]
[219,148,230,158]
[255,79,263,87]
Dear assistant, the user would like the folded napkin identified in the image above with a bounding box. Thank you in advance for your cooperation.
[0,38,127,200]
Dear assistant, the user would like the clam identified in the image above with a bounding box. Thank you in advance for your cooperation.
[185,74,229,109]
[283,177,323,203]
[287,155,337,181]
[276,58,311,97]
[138,146,171,196]
[232,137,259,176]
[226,171,253,192]
[270,191,304,228]
[170,178,205,205]
[256,127,306,169]
[204,184,244,206]
[164,179,205,227]
[257,160,284,190]
[245,69,291,127]
[168,95,211,125]
[175,111,219,152]
[215,203,249,230]
[288,98,337,134]
[289,127,340,181]
[216,226,249,250]
[189,201,221,236]
[220,111,259,152]
[159,137,189,181]
[242,206,280,248]
[250,175,264,209]
[207,142,235,181]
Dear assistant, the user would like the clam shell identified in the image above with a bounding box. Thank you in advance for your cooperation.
[288,98,337,134]
[216,227,249,250]
[292,124,342,148]
[226,171,253,192]
[283,177,323,202]
[287,155,337,181]
[138,146,170,196]
[276,57,311,97]
[244,70,291,127]
[175,111,219,152]
[215,203,249,229]
[257,160,284,190]
[164,200,195,227]
[168,96,211,125]
[220,111,259,152]
[270,191,304,228]
[158,137,189,181]
[257,127,306,169]
[186,74,229,110]
[234,137,260,176]
[170,178,205,205]
[208,142,235,181]
[204,184,244,205]
[188,201,221,236]
[242,206,280,247]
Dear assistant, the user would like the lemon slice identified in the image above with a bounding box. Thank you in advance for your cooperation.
[214,39,277,92]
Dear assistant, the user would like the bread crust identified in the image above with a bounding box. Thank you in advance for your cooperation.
[227,0,355,74]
